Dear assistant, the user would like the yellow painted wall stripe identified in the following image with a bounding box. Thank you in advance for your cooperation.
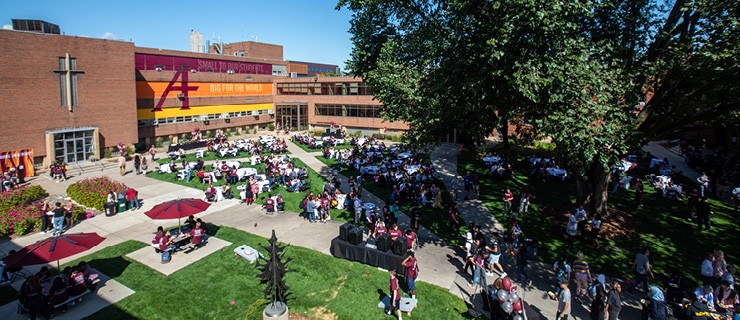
[138,103,273,120]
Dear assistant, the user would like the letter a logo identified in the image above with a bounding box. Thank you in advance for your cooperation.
[152,69,199,112]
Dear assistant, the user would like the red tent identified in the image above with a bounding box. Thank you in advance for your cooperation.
[3,233,106,268]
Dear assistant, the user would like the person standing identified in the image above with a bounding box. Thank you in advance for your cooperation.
[38,201,50,234]
[627,248,654,294]
[50,202,65,236]
[148,145,157,161]
[605,282,623,320]
[134,154,141,175]
[550,257,572,299]
[141,157,148,175]
[635,178,644,209]
[695,197,713,231]
[697,172,710,197]
[701,253,715,286]
[591,214,602,248]
[118,155,126,176]
[572,252,593,300]
[387,270,403,320]
[589,274,607,320]
[556,281,571,320]
[503,188,514,215]
[184,161,192,183]
[402,252,418,299]
[125,188,140,211]
[63,197,74,231]
[448,203,460,235]
[519,189,531,214]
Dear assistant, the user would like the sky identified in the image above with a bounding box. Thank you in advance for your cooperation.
[0,0,355,70]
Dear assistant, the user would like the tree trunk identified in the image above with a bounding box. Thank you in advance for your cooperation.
[575,162,610,216]
[500,115,510,149]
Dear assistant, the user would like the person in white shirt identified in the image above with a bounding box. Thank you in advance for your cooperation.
[697,172,710,197]
[701,253,715,286]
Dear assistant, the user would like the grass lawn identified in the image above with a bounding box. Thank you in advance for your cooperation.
[293,142,355,153]
[457,144,739,286]
[145,158,354,223]
[154,150,291,165]
[316,154,462,243]
[59,226,469,319]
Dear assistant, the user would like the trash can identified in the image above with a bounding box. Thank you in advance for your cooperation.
[117,198,127,213]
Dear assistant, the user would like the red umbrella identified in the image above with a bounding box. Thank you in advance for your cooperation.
[144,198,211,220]
[3,232,106,268]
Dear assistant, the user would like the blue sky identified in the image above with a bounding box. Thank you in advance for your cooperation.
[1,0,354,69]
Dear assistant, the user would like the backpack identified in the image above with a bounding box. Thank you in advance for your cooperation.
[556,264,569,281]
[161,250,171,264]
[589,282,605,300]
[299,197,306,210]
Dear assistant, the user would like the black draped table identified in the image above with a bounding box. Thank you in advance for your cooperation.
[330,237,405,273]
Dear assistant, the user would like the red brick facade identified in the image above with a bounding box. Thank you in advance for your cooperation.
[0,30,137,165]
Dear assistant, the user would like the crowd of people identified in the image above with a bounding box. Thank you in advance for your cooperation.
[16,261,99,319]
[1,164,27,190]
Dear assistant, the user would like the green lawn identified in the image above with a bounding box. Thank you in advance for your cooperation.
[60,226,469,319]
[316,154,462,243]
[457,144,739,286]
[293,141,354,153]
[145,158,353,223]
[155,150,290,165]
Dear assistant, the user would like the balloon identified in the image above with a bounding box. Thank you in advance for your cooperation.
[513,315,524,320]
[497,289,509,302]
[501,300,513,313]
[513,299,523,312]
[502,277,512,291]
[509,292,520,303]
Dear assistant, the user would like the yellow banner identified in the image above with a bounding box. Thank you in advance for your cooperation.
[137,103,272,120]
[136,81,273,98]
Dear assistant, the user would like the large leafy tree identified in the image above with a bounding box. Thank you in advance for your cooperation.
[338,0,739,215]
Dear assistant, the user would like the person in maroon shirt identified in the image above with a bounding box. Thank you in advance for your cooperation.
[503,188,514,214]
[189,222,205,248]
[387,270,402,318]
[448,203,460,235]
[404,229,417,251]
[388,224,403,241]
[402,251,418,299]
[373,220,388,238]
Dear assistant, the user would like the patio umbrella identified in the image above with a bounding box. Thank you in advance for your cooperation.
[3,232,106,269]
[144,198,211,227]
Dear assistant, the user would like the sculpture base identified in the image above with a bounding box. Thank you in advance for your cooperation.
[263,301,288,320]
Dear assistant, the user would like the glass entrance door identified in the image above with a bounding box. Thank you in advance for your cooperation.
[275,104,308,131]
[54,129,95,164]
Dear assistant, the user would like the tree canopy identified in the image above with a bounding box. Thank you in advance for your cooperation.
[338,0,739,214]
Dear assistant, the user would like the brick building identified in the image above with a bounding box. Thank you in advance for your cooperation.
[0,29,137,167]
[0,29,406,170]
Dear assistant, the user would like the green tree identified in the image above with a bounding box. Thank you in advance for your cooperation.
[338,0,739,215]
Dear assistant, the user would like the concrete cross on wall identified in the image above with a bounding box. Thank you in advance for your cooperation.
[53,53,85,112]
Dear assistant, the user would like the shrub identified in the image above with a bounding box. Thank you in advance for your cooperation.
[67,177,129,211]
[71,206,88,221]
[155,137,164,148]
[372,133,384,139]
[103,148,112,159]
[0,185,48,213]
[312,129,325,136]
[352,130,363,138]
[0,205,40,237]
[268,123,275,131]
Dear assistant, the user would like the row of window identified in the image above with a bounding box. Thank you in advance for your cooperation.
[276,82,374,96]
[138,109,271,127]
[314,104,381,118]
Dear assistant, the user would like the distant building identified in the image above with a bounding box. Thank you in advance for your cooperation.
[189,30,203,53]
[11,19,60,34]
[288,60,340,77]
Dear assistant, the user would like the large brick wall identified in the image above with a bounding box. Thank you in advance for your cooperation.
[0,30,137,162]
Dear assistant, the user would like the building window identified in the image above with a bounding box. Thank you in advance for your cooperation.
[277,82,374,96]
[315,104,380,118]
[54,53,84,110]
